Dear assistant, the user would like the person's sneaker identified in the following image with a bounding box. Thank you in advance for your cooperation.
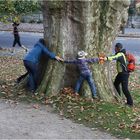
[93,95,98,99]
[25,48,28,52]
[30,90,35,94]
[34,92,38,96]
[11,49,15,53]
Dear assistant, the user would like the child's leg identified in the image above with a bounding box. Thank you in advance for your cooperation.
[75,75,84,94]
[87,74,97,97]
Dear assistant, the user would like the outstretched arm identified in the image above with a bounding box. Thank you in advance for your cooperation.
[85,58,99,63]
[107,53,124,61]
[43,47,63,62]
[43,47,56,59]
[64,59,79,64]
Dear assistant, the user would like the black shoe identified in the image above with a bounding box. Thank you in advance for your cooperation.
[31,90,35,93]
[25,48,28,52]
[125,103,133,108]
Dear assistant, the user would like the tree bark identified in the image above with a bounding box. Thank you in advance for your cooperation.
[38,0,130,102]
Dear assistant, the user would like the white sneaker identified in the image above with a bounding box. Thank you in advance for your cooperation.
[21,45,28,52]
[11,48,15,53]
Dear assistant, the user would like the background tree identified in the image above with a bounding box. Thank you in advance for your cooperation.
[38,0,130,102]
[0,0,41,22]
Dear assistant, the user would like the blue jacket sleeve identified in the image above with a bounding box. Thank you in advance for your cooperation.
[85,58,99,63]
[42,46,56,59]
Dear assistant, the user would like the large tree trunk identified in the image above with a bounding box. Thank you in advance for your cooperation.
[38,0,130,102]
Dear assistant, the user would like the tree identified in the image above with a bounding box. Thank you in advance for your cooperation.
[38,0,130,102]
[0,0,41,22]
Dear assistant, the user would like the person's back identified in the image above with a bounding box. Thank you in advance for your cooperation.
[22,38,63,93]
[24,42,43,64]
[24,40,55,64]
[13,22,19,35]
[13,26,19,36]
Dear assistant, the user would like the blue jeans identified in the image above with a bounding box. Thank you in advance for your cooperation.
[75,73,97,97]
[23,60,38,91]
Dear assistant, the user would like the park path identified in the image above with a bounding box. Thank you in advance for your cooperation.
[0,22,43,33]
[0,99,121,139]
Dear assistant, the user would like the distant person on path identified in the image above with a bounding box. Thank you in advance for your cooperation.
[23,38,63,93]
[104,43,133,107]
[64,51,100,99]
[11,22,28,53]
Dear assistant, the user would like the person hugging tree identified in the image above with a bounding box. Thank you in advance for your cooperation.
[64,51,100,99]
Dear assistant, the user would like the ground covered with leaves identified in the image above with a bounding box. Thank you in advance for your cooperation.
[0,49,140,139]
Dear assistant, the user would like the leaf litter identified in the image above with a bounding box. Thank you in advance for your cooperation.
[1,51,140,138]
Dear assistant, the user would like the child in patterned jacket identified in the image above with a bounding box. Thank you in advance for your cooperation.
[64,51,99,99]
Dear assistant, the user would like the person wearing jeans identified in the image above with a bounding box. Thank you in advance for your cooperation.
[64,51,99,99]
[23,38,63,93]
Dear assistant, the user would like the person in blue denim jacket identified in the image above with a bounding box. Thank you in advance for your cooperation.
[23,38,63,93]
[64,51,99,99]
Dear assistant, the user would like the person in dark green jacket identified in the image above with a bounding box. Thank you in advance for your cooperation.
[105,43,133,107]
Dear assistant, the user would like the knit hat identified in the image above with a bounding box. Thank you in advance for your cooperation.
[77,51,88,58]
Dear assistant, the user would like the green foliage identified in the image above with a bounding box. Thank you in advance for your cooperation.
[13,0,41,15]
[47,1,64,9]
[0,0,42,22]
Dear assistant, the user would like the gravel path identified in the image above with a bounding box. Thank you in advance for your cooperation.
[0,99,121,139]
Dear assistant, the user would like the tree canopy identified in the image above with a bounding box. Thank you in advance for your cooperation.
[0,0,42,22]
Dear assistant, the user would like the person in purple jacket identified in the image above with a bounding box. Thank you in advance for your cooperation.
[64,51,99,99]
[23,38,63,93]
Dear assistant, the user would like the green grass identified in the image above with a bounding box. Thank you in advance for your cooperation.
[47,89,140,139]
[1,83,140,139]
